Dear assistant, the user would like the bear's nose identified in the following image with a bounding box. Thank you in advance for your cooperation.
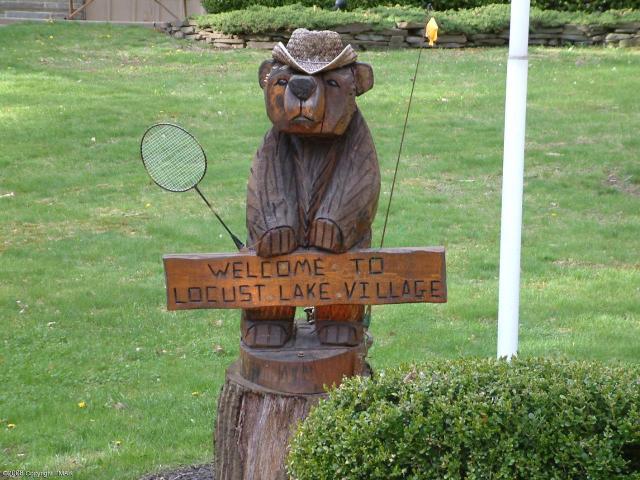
[289,76,317,101]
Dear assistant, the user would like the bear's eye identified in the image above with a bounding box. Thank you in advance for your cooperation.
[276,78,288,86]
[327,79,340,87]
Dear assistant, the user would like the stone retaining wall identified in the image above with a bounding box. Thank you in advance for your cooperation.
[159,20,640,49]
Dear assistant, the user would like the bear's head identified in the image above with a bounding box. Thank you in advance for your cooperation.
[258,29,374,137]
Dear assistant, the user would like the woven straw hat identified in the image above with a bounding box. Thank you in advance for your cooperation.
[272,28,357,75]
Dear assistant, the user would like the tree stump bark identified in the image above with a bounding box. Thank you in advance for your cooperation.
[214,361,325,480]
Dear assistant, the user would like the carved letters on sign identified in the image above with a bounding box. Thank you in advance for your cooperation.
[164,247,446,310]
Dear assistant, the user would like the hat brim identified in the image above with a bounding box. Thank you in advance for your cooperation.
[272,43,358,75]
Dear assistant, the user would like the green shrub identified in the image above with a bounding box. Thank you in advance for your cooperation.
[194,4,640,35]
[194,4,394,34]
[287,358,640,480]
[201,0,640,14]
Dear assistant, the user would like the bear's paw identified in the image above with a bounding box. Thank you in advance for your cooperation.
[256,226,297,258]
[309,218,345,253]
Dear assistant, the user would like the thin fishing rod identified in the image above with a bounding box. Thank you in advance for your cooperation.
[366,16,435,324]
[379,46,424,249]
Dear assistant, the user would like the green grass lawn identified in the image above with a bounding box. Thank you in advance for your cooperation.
[0,21,638,479]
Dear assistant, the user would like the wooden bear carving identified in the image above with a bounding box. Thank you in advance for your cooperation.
[243,29,380,348]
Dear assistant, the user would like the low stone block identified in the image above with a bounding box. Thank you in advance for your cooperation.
[396,21,424,30]
[181,26,195,34]
[586,25,606,35]
[619,37,640,47]
[405,35,425,45]
[438,34,467,44]
[355,34,387,41]
[614,21,640,33]
[605,32,632,42]
[389,35,406,46]
[185,34,198,41]
[380,28,407,37]
[352,40,389,49]
[173,31,185,39]
[172,19,190,28]
[473,38,506,46]
[246,35,272,42]
[214,38,245,45]
[561,34,589,41]
[469,33,499,40]
[207,31,237,39]
[529,33,560,39]
[531,27,563,34]
[563,24,589,34]
[333,23,374,34]
[246,41,277,49]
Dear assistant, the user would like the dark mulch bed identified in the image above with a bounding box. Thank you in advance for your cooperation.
[140,464,214,480]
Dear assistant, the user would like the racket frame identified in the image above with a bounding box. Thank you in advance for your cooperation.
[140,122,208,193]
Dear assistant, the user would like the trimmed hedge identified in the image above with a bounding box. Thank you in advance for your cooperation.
[194,4,640,35]
[195,4,394,34]
[202,0,640,14]
[287,359,640,480]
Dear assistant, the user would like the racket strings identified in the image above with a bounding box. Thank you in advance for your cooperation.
[141,124,206,192]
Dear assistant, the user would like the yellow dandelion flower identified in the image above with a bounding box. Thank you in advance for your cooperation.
[8,423,16,429]
[78,401,87,409]
[191,391,200,397]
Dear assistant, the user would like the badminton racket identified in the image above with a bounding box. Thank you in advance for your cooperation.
[140,123,244,250]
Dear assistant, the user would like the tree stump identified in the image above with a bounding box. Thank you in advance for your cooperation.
[214,361,325,480]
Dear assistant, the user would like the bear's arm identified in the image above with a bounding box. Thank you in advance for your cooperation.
[312,113,380,252]
[246,128,300,257]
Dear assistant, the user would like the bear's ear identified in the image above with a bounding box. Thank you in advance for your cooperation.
[259,59,275,89]
[353,62,374,96]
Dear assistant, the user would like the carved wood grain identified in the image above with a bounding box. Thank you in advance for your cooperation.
[246,109,380,257]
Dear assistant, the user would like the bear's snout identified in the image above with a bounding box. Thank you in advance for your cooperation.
[289,76,317,101]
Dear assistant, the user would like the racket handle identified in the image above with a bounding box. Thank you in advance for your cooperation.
[194,186,245,250]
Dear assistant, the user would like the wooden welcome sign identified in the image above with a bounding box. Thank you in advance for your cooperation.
[164,247,446,310]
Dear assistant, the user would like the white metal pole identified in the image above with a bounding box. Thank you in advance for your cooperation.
[497,0,531,359]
